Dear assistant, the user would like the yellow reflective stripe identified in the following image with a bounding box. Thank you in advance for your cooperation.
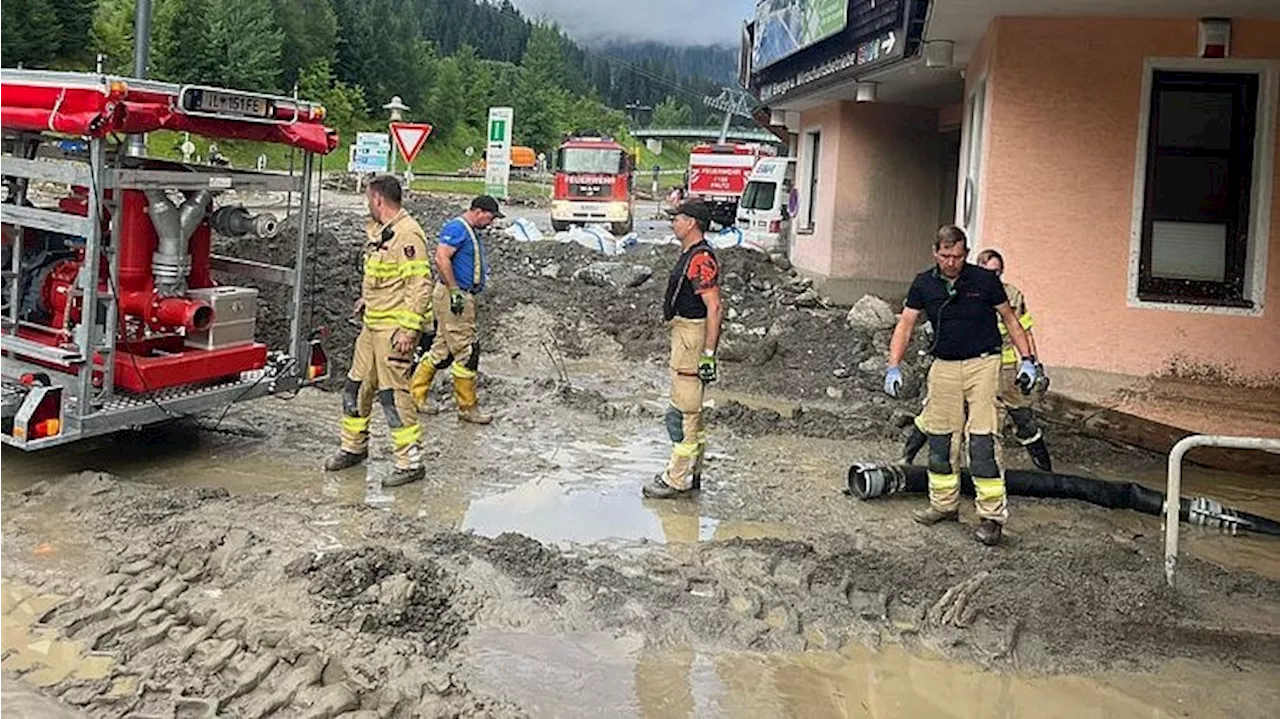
[363,309,424,331]
[973,477,1006,501]
[928,472,959,492]
[1002,346,1018,365]
[450,362,476,379]
[673,441,699,458]
[342,416,370,433]
[391,423,422,448]
[364,259,432,279]
[1019,313,1034,330]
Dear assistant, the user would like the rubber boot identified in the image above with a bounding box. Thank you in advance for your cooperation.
[410,363,438,411]
[975,519,1003,546]
[901,423,928,464]
[324,450,367,471]
[1026,438,1053,472]
[912,506,959,525]
[383,466,425,487]
[454,375,492,425]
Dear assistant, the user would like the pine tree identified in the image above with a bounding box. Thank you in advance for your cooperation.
[3,0,65,68]
[204,0,284,91]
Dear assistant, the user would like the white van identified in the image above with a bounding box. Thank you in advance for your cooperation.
[735,157,797,252]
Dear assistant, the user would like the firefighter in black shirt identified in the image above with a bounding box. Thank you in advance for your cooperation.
[884,226,1038,546]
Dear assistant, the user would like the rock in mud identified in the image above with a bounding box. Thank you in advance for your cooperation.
[846,294,897,331]
[572,261,653,289]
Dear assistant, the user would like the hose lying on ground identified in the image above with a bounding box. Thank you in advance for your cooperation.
[846,463,1280,537]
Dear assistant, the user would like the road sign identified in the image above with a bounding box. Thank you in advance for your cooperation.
[349,132,390,173]
[389,122,433,165]
[485,107,514,199]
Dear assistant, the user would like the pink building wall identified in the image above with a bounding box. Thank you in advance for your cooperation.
[971,17,1280,382]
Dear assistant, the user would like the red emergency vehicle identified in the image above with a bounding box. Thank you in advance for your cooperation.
[687,143,777,228]
[551,134,635,235]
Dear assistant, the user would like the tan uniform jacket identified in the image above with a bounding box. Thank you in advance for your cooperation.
[361,209,432,333]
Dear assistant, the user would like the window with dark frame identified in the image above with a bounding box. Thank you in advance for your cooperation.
[1139,70,1258,307]
[805,131,820,229]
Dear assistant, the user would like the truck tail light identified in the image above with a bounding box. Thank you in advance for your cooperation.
[306,340,329,382]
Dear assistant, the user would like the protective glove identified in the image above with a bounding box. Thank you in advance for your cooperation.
[449,288,466,315]
[1032,362,1050,394]
[697,351,717,383]
[884,366,902,398]
[1016,358,1038,394]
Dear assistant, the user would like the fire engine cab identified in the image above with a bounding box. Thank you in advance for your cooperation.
[551,134,635,236]
[1,69,338,449]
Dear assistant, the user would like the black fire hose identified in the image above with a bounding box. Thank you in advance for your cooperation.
[846,463,1280,537]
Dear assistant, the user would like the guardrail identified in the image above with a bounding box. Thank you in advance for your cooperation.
[1164,434,1280,587]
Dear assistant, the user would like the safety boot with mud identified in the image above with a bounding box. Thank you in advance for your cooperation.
[912,506,959,525]
[454,376,492,425]
[1026,439,1053,472]
[324,450,367,471]
[642,474,693,499]
[975,519,1004,546]
[382,466,425,487]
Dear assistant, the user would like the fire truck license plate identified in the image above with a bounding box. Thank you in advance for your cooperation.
[196,91,269,118]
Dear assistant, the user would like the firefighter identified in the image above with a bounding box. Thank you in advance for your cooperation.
[644,199,722,499]
[408,195,501,424]
[976,249,1052,471]
[899,250,1053,472]
[324,175,433,486]
[884,226,1038,546]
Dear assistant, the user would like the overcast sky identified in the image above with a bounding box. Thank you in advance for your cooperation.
[509,0,757,46]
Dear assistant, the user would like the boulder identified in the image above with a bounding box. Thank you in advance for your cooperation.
[846,295,897,332]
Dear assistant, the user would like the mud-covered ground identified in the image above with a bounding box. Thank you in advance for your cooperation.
[4,192,1280,718]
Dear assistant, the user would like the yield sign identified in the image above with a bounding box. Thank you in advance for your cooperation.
[389,122,433,164]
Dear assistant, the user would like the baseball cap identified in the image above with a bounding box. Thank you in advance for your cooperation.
[471,195,504,218]
[675,199,712,226]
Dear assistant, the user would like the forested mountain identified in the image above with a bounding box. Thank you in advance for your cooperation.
[595,41,738,89]
[0,0,745,154]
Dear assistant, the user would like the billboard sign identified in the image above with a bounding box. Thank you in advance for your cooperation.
[752,0,849,70]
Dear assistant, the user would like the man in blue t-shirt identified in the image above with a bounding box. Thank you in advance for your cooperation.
[409,195,502,424]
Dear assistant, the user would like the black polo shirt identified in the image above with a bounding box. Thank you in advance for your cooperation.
[905,263,1008,361]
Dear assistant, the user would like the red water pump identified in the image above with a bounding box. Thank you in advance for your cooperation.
[19,185,270,393]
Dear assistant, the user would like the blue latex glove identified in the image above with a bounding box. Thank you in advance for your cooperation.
[1016,358,1038,394]
[884,366,902,398]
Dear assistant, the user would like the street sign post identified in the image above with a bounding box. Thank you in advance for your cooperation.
[485,107,513,199]
[349,132,390,174]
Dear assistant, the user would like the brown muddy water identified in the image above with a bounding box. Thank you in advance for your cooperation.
[462,629,1279,719]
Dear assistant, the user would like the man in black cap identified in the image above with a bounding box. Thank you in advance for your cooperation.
[645,199,723,499]
[410,195,502,424]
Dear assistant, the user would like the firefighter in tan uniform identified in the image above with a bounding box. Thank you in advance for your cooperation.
[644,200,722,500]
[899,250,1053,472]
[884,226,1037,546]
[408,195,501,424]
[324,176,432,487]
[977,249,1052,471]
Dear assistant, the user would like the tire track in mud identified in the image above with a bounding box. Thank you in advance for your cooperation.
[5,471,1280,718]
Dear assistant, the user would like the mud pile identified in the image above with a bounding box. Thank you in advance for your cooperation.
[218,194,932,410]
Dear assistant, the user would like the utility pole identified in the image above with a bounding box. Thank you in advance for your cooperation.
[702,87,757,144]
[126,0,153,157]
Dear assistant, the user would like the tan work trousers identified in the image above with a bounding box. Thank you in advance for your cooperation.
[340,326,423,470]
[662,317,707,491]
[917,354,1007,522]
[425,282,478,378]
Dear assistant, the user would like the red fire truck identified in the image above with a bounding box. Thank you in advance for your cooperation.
[1,69,337,449]
[551,134,635,235]
[687,142,777,228]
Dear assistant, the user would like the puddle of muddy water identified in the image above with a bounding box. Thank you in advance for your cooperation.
[460,429,797,546]
[464,630,1280,719]
[1,579,116,691]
